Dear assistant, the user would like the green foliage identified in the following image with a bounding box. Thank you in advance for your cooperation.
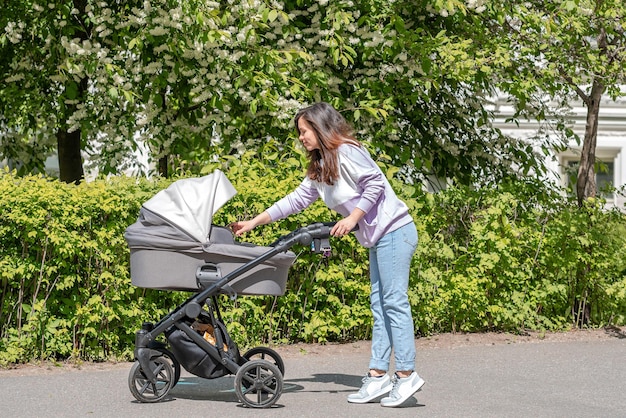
[1,0,560,186]
[480,0,626,202]
[1,158,626,365]
[412,179,626,334]
[0,169,182,364]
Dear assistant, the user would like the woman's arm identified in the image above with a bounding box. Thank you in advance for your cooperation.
[340,144,385,215]
[231,179,320,236]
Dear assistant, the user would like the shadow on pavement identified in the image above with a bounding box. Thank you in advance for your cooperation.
[605,325,626,339]
[154,371,425,409]
[286,372,361,389]
[167,376,238,402]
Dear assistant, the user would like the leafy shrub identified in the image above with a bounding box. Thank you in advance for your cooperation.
[1,153,626,365]
[0,171,183,364]
[412,179,626,334]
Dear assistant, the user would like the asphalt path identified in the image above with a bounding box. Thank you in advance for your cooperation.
[1,330,625,418]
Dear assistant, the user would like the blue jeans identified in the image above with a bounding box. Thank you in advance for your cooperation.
[368,222,418,372]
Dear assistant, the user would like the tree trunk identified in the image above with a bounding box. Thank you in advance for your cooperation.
[575,26,610,207]
[158,155,168,178]
[55,0,90,184]
[57,73,88,183]
[157,86,170,178]
[57,129,84,183]
[576,80,604,207]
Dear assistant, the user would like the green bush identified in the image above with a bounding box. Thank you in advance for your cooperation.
[1,151,626,365]
[412,179,626,334]
[0,171,180,364]
[0,144,373,365]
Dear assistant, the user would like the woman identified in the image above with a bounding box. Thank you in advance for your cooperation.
[230,102,425,407]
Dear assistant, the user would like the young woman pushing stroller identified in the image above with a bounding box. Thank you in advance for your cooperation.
[231,102,425,407]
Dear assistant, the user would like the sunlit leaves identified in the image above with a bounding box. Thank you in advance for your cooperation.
[1,0,557,186]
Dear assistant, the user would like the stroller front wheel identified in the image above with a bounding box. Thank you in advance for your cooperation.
[128,356,175,403]
[235,359,283,408]
[153,347,181,386]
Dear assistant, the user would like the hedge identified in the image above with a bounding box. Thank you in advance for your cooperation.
[1,150,625,365]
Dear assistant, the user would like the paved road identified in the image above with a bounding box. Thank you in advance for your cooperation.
[1,333,625,418]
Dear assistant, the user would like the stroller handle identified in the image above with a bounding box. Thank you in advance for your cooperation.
[270,221,358,252]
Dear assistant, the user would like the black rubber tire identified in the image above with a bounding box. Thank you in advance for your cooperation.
[154,347,181,386]
[234,359,283,408]
[128,356,175,403]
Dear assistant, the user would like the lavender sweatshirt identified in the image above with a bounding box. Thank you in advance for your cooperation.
[266,144,413,248]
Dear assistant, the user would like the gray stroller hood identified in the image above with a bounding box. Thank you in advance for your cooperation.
[125,169,296,294]
[124,169,237,252]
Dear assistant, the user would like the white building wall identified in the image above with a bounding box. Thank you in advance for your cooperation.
[491,94,626,210]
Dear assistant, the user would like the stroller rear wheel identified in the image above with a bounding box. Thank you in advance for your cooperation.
[128,356,175,403]
[242,346,285,376]
[235,359,283,408]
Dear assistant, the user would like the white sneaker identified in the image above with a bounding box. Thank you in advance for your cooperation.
[380,372,425,407]
[347,373,392,403]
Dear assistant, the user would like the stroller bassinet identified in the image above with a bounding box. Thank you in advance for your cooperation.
[124,169,296,295]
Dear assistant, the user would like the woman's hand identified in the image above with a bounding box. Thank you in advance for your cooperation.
[230,220,255,236]
[229,211,271,236]
[331,216,359,237]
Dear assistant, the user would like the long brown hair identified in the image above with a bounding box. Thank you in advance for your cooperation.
[294,102,359,185]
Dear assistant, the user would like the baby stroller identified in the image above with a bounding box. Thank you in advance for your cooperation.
[124,169,334,408]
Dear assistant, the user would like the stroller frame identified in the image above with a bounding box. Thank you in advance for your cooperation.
[129,222,335,408]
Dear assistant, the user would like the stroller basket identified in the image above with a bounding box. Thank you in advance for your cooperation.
[166,314,240,379]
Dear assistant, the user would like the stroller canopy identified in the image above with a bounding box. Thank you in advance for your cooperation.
[125,169,237,252]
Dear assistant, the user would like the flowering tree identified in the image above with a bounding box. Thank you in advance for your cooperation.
[1,0,85,181]
[2,0,552,185]
[482,0,626,205]
[1,0,144,181]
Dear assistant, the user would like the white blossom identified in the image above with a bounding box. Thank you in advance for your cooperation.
[4,22,23,44]
[144,62,163,74]
[149,26,168,36]
[5,73,25,83]
[154,44,169,54]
